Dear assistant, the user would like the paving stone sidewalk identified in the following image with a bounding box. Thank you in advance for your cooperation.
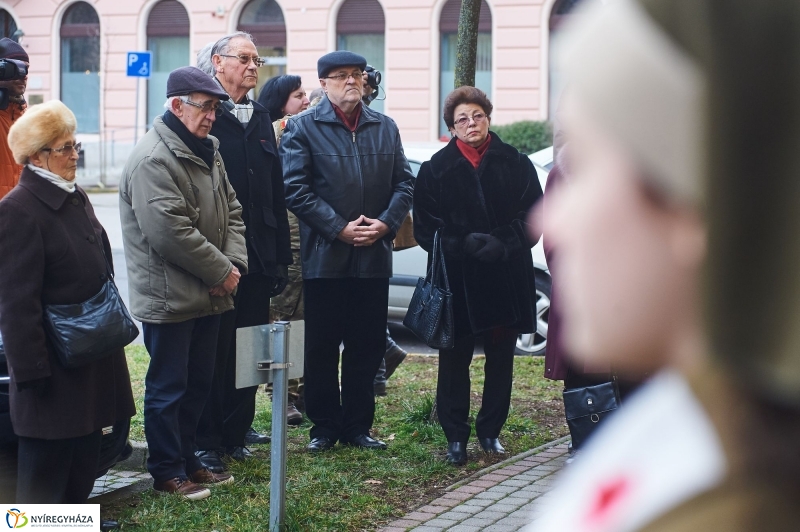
[380,439,570,532]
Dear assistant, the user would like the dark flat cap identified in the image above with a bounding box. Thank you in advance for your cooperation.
[317,51,367,79]
[166,66,229,100]
[0,38,28,62]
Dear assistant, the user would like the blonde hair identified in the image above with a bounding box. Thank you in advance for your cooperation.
[8,100,77,165]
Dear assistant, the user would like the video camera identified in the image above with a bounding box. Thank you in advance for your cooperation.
[363,64,382,105]
[0,58,28,110]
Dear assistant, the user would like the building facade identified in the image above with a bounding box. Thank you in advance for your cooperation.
[2,0,581,183]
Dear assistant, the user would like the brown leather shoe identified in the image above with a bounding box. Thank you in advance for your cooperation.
[153,477,211,500]
[287,402,303,426]
[189,467,234,485]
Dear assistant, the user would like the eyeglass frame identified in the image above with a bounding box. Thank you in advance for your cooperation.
[180,96,224,117]
[41,142,82,156]
[218,53,265,68]
[324,70,364,82]
[453,112,488,129]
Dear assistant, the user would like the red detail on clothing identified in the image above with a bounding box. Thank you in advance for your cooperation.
[332,102,362,132]
[585,476,631,527]
[0,102,25,200]
[456,135,492,168]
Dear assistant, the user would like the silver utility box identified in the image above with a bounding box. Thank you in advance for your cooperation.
[235,321,305,389]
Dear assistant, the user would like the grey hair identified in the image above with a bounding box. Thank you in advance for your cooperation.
[211,31,255,58]
[196,42,216,76]
[163,96,190,111]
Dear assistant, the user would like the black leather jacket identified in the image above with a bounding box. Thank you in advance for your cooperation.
[280,97,414,279]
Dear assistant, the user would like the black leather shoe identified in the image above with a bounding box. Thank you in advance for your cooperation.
[446,442,468,465]
[307,437,336,452]
[384,345,408,380]
[244,427,271,445]
[374,381,387,396]
[195,449,227,473]
[344,434,387,450]
[100,520,120,531]
[224,446,252,461]
[478,437,506,454]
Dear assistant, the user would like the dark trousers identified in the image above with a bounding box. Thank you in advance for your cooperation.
[303,278,389,442]
[437,328,518,443]
[16,429,102,503]
[143,314,220,482]
[196,296,259,451]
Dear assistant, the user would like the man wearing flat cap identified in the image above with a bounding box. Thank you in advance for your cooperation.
[0,37,28,200]
[280,50,414,452]
[119,66,248,500]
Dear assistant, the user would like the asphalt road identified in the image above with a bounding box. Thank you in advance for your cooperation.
[87,192,458,355]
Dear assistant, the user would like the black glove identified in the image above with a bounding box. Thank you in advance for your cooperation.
[270,265,289,297]
[463,233,487,256]
[471,234,506,263]
[17,377,49,397]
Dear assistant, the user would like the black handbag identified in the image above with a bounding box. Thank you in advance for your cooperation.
[563,379,620,450]
[403,230,455,349]
[43,245,139,369]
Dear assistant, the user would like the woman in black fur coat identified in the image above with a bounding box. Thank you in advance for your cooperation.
[413,87,544,465]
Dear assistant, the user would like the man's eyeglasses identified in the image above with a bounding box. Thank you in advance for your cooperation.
[41,142,82,156]
[454,112,487,129]
[325,71,363,82]
[181,97,223,117]
[219,54,265,67]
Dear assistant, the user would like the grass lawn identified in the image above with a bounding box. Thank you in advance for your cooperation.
[111,345,567,531]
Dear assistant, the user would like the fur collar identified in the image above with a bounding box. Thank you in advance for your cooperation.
[430,131,520,175]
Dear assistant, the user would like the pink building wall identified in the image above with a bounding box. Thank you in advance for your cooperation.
[4,0,557,145]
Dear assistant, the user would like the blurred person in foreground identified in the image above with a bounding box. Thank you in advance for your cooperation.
[413,86,543,466]
[0,100,135,502]
[193,32,292,472]
[280,51,414,452]
[257,73,310,426]
[0,38,28,200]
[528,0,800,530]
[120,66,247,500]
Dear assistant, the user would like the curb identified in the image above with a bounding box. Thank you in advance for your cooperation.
[115,440,148,472]
[444,435,570,492]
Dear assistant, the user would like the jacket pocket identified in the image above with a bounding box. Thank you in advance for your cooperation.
[263,207,278,229]
[260,139,278,157]
[162,260,211,315]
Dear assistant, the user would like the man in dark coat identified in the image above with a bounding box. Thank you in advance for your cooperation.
[280,51,414,452]
[195,32,292,473]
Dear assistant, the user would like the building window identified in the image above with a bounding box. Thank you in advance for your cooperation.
[439,0,492,137]
[238,0,287,97]
[60,2,100,134]
[548,0,586,119]
[336,0,385,114]
[146,0,190,128]
[0,10,18,40]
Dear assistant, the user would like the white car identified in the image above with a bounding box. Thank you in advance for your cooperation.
[391,144,553,356]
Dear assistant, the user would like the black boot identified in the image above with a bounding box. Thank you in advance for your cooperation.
[446,442,467,465]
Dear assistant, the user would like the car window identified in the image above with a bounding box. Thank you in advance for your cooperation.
[408,160,422,177]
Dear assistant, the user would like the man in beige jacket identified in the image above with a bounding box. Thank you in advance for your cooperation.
[119,66,247,501]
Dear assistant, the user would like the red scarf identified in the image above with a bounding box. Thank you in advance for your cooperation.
[332,102,363,132]
[456,135,492,168]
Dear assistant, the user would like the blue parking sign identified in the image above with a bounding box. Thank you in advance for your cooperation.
[126,51,152,78]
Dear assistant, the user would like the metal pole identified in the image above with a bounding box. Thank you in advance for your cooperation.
[134,78,139,145]
[270,321,290,532]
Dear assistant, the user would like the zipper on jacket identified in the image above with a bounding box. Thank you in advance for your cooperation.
[316,235,322,250]
[352,131,356,143]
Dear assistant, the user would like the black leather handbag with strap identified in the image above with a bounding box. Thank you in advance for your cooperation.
[563,377,621,450]
[403,230,455,349]
[43,245,139,369]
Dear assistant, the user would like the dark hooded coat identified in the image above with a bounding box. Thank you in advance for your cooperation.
[413,132,543,338]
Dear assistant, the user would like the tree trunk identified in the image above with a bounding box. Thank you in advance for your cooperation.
[454,0,482,88]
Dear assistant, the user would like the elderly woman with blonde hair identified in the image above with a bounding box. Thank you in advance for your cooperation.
[0,100,135,503]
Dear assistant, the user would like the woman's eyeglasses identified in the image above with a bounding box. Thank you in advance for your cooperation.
[42,142,82,155]
[454,113,487,129]
[219,54,265,67]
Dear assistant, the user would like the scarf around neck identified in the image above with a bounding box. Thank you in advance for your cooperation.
[333,102,362,132]
[27,163,76,193]
[163,110,216,169]
[456,135,492,169]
